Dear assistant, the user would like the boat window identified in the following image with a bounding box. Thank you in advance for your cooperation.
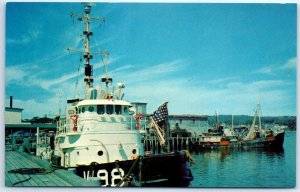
[88,106,94,112]
[82,107,86,113]
[115,105,122,115]
[106,105,113,114]
[79,107,82,114]
[123,106,128,114]
[68,110,74,115]
[97,105,105,114]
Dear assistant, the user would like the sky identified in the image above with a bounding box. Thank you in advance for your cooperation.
[4,2,297,119]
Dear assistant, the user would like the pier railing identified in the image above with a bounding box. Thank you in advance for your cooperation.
[143,136,201,154]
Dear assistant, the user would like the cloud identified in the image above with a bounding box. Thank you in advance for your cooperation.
[226,80,288,90]
[7,29,41,45]
[5,51,69,87]
[207,76,238,84]
[5,65,28,83]
[6,55,295,118]
[255,57,297,75]
[280,57,297,70]
[5,97,61,119]
[122,70,294,116]
[113,59,188,84]
[255,65,275,75]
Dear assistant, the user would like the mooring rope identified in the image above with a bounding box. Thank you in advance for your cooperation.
[115,155,141,187]
[8,167,60,186]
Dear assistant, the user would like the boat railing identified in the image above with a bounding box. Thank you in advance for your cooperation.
[57,119,67,134]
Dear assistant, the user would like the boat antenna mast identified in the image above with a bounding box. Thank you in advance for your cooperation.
[66,3,107,93]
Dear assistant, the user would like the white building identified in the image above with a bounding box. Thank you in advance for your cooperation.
[5,107,23,124]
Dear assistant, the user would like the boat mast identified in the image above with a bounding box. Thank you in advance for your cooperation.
[83,4,93,91]
[257,103,262,131]
[68,3,106,94]
[215,110,219,130]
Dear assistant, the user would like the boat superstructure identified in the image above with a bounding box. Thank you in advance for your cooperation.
[54,3,143,168]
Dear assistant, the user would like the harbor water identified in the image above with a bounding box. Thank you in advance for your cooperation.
[190,131,296,188]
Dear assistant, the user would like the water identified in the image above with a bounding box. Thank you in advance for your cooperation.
[190,131,296,188]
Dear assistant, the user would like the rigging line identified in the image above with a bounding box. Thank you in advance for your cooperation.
[94,34,109,78]
[100,55,107,77]
[75,53,82,94]
[71,48,82,97]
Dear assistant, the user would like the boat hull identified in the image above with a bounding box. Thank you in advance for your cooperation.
[274,131,285,148]
[75,151,193,187]
[241,132,285,149]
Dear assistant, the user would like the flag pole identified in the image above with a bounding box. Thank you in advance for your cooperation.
[165,102,170,153]
[149,116,166,146]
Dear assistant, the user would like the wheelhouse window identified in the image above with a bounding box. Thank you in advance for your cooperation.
[82,107,86,113]
[123,106,128,114]
[97,105,105,114]
[106,105,113,114]
[115,105,122,115]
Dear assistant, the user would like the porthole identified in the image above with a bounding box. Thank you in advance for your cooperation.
[98,150,103,156]
[132,149,137,154]
[88,106,94,112]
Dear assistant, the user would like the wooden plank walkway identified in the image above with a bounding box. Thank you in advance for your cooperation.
[5,150,100,187]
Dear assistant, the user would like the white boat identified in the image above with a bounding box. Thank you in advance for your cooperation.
[52,3,193,187]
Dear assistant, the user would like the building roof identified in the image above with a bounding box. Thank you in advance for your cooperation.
[77,99,132,106]
[131,102,147,105]
[168,114,209,119]
[5,107,23,112]
[5,123,56,129]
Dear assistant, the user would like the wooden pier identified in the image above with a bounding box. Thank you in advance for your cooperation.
[5,150,99,187]
[143,136,201,153]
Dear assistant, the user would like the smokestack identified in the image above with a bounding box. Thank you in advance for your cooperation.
[10,96,13,108]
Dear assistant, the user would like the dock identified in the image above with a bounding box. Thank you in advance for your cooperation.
[5,150,100,187]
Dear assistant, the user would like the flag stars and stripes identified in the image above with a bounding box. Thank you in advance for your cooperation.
[152,102,168,124]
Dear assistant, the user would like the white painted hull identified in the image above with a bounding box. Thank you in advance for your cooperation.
[56,130,144,167]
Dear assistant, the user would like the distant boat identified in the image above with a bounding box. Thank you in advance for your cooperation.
[198,111,231,149]
[51,3,193,187]
[241,103,285,149]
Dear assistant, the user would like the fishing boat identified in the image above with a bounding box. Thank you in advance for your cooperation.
[51,3,193,187]
[197,111,231,149]
[241,103,285,149]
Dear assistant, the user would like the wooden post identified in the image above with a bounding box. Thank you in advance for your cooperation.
[36,127,39,155]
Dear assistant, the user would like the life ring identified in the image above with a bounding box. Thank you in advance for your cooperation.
[134,114,144,130]
[70,114,79,132]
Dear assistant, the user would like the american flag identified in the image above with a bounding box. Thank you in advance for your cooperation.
[152,102,168,124]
